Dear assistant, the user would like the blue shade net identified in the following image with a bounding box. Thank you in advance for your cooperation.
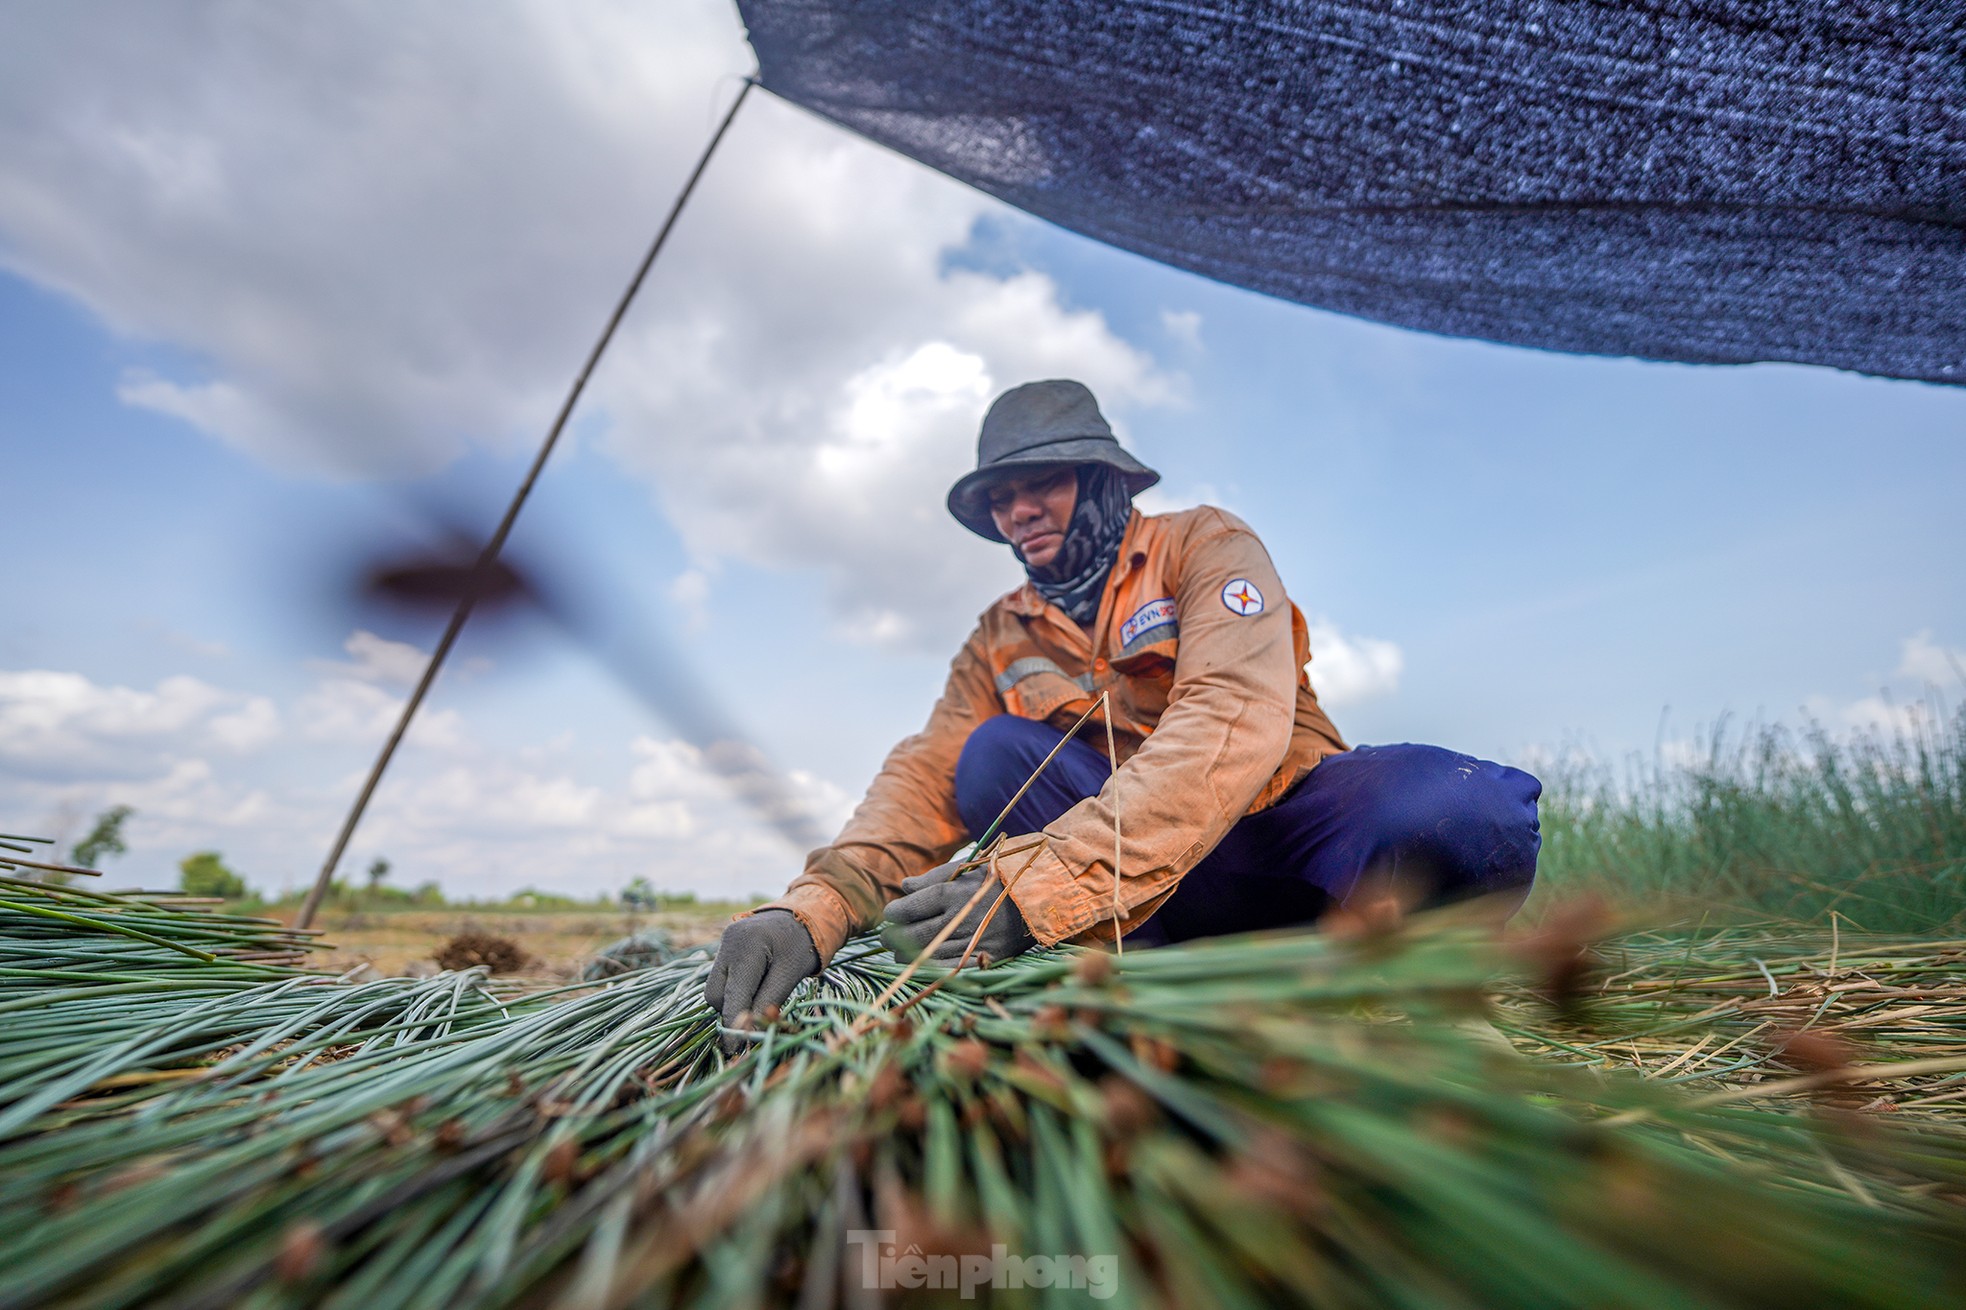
[739,1,1966,385]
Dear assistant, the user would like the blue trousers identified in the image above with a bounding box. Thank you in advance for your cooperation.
[954,716,1542,944]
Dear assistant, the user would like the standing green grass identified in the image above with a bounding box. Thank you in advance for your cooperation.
[1529,702,1966,932]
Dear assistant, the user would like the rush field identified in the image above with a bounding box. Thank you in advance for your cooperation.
[3,703,1962,1308]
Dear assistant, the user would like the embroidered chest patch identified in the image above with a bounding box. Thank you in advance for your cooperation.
[1220,578,1265,616]
[1118,597,1178,651]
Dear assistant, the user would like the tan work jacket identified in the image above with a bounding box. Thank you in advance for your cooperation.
[760,506,1348,962]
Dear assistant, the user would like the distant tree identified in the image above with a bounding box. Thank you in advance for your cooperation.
[71,806,135,870]
[507,887,579,910]
[179,851,248,900]
[366,857,392,892]
[621,876,658,910]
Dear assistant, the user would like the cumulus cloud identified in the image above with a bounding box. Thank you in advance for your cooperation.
[0,669,279,779]
[2,635,850,899]
[207,698,281,752]
[0,1,733,477]
[339,739,844,901]
[0,0,1182,655]
[1159,309,1204,350]
[1897,631,1966,687]
[301,727,850,899]
[294,674,460,750]
[600,262,1176,650]
[1800,631,1963,741]
[1304,621,1405,708]
[0,668,287,876]
[1835,694,1934,738]
[294,632,465,749]
[1135,482,1227,516]
[307,630,431,687]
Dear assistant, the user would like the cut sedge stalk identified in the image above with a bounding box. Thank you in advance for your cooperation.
[0,898,216,962]
[0,856,102,879]
[1101,688,1125,956]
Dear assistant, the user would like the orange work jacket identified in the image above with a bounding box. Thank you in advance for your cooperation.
[759,506,1348,962]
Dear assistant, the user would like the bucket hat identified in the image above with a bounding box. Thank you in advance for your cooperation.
[946,380,1160,541]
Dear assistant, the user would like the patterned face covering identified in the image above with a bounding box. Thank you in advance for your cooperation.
[1021,463,1134,627]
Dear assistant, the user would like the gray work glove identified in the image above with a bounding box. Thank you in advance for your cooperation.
[883,861,1037,967]
[704,910,819,1055]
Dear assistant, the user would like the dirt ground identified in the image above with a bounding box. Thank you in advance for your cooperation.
[294,906,741,980]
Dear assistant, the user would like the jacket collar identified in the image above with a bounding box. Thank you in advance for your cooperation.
[1004,509,1151,619]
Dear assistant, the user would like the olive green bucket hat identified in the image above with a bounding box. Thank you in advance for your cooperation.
[946,380,1160,542]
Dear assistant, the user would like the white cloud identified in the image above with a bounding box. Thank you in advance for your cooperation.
[394,765,604,833]
[623,734,839,842]
[667,568,714,634]
[1159,309,1204,350]
[600,260,1177,650]
[114,758,276,831]
[1832,694,1934,739]
[291,677,399,745]
[315,731,850,900]
[206,697,281,752]
[308,630,432,688]
[1135,482,1226,516]
[115,374,316,468]
[0,671,217,737]
[0,0,1180,657]
[0,1,734,477]
[294,676,464,751]
[0,669,289,876]
[1799,631,1962,741]
[1897,631,1965,687]
[1,647,851,901]
[1304,621,1405,707]
[0,669,279,778]
[293,630,465,749]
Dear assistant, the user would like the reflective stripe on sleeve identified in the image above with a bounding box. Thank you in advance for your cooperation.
[994,657,1096,695]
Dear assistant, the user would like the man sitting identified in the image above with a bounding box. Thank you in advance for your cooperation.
[706,379,1541,1033]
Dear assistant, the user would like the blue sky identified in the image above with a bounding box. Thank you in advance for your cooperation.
[3,2,1961,901]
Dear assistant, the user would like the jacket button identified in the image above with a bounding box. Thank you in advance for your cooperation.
[1094,659,1108,672]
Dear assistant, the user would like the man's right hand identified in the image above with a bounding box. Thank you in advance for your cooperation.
[703,910,820,1055]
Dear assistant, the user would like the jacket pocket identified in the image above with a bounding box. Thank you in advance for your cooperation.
[996,658,1094,722]
[1111,655,1174,724]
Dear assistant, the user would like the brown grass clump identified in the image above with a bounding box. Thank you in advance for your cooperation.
[434,931,529,974]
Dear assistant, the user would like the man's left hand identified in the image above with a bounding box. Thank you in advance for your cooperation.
[883,861,1037,966]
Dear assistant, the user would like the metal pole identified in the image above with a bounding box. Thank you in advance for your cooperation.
[297,78,757,929]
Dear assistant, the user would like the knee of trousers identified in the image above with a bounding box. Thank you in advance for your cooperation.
[1361,746,1543,891]
[953,716,1064,837]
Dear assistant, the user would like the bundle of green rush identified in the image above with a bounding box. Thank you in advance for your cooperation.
[3,879,1966,1308]
[0,874,323,986]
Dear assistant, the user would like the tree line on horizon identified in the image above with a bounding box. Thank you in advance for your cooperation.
[41,805,713,912]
